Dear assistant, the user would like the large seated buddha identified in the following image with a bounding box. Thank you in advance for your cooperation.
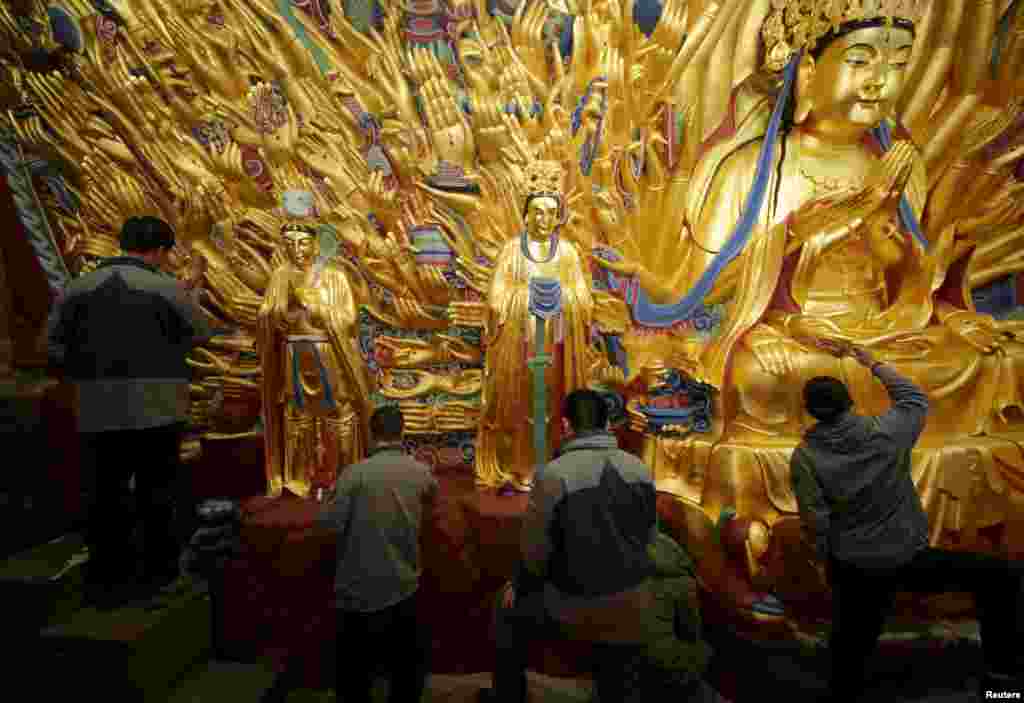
[599,0,1024,622]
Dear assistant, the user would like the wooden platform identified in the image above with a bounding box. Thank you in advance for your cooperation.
[35,579,212,702]
[0,533,88,639]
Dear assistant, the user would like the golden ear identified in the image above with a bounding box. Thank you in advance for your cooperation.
[794,55,816,125]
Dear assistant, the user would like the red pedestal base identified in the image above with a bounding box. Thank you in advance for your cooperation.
[219,471,598,687]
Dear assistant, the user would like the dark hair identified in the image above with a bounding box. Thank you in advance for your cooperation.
[120,216,175,253]
[370,405,404,441]
[803,376,854,423]
[563,388,609,433]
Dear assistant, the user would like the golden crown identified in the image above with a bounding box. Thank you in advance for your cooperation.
[762,0,926,72]
[523,160,565,201]
[280,222,319,238]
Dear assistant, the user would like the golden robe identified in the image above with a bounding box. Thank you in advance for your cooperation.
[256,263,372,496]
[476,236,595,489]
[694,134,1024,441]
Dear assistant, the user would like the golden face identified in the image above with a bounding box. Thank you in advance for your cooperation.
[806,25,914,129]
[525,195,560,240]
[283,232,318,268]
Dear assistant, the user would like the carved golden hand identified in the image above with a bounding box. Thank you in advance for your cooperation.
[362,170,401,219]
[593,189,624,238]
[626,399,648,433]
[408,48,475,172]
[375,336,442,368]
[592,251,639,277]
[296,133,362,199]
[595,363,627,390]
[748,316,850,377]
[380,368,483,398]
[945,312,1006,355]
[159,11,248,104]
[449,301,487,328]
[20,73,91,161]
[748,339,797,377]
[224,0,317,81]
[784,315,853,345]
[440,334,483,364]
[399,400,481,433]
[791,141,917,246]
[510,0,551,85]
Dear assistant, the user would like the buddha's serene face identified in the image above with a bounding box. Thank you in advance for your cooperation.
[525,196,560,240]
[806,24,914,130]
[284,232,318,269]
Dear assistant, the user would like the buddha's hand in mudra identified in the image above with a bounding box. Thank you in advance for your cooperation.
[591,251,639,277]
[945,312,1008,355]
[751,316,852,377]
[791,140,917,245]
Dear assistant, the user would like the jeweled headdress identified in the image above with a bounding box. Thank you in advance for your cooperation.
[523,160,565,202]
[762,0,926,72]
[280,222,319,239]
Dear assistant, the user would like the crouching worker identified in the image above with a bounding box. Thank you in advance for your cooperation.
[480,389,728,703]
[620,530,730,703]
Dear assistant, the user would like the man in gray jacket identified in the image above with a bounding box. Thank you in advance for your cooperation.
[792,344,1023,702]
[481,389,659,703]
[46,216,213,608]
[318,405,438,703]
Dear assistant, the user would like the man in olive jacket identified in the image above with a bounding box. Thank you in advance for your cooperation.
[791,344,1023,702]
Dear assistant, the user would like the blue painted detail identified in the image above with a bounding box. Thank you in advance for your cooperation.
[633,0,663,37]
[624,54,802,327]
[411,225,454,265]
[276,0,331,75]
[638,370,716,435]
[559,13,574,60]
[0,134,71,294]
[973,275,1018,319]
[47,6,82,52]
[751,593,786,616]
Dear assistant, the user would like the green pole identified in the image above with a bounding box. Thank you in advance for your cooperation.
[527,315,552,479]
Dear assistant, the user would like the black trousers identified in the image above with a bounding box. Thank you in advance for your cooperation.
[336,591,431,703]
[829,547,1024,701]
[80,423,185,586]
[492,587,646,703]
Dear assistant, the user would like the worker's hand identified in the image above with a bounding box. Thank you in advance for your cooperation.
[501,581,516,609]
[848,345,878,368]
[815,561,829,586]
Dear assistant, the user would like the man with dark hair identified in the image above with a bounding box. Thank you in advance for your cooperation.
[318,405,438,703]
[481,389,669,703]
[46,215,213,609]
[369,404,403,442]
[792,344,1024,702]
[118,215,176,253]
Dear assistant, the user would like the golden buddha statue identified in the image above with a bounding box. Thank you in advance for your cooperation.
[476,160,596,490]
[8,0,1024,632]
[597,0,1024,609]
[256,213,372,498]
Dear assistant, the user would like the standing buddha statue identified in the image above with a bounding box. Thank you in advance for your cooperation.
[476,160,595,490]
[256,212,372,498]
